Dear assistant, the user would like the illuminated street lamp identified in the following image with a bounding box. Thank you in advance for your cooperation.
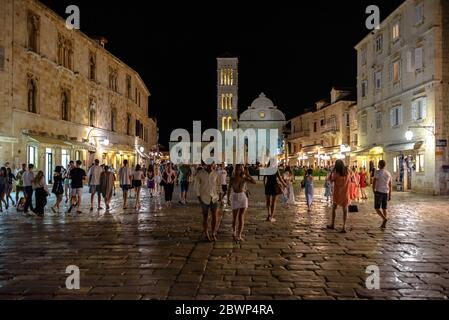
[405,130,414,141]
[405,125,435,141]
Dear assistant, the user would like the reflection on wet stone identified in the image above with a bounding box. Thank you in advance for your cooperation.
[0,183,448,300]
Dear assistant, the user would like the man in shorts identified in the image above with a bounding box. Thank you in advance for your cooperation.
[177,164,191,205]
[194,162,221,242]
[218,164,228,205]
[68,160,86,214]
[88,159,103,211]
[118,159,133,209]
[372,160,392,229]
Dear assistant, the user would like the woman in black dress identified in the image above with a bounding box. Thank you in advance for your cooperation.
[33,171,49,216]
[51,166,64,213]
[263,163,286,222]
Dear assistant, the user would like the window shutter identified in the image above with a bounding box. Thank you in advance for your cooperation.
[390,109,395,127]
[415,47,423,70]
[398,107,403,125]
[411,101,417,121]
[421,97,427,120]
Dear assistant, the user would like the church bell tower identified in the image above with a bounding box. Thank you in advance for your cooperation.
[217,57,238,131]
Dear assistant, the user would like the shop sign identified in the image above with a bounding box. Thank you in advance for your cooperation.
[436,139,447,148]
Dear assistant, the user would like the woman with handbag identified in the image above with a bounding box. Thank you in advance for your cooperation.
[263,163,287,223]
[227,164,256,242]
[51,166,64,213]
[33,170,49,216]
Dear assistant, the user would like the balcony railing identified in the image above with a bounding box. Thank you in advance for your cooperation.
[289,130,310,140]
[321,126,339,134]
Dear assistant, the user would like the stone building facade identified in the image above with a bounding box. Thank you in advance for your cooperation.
[287,88,357,168]
[355,0,449,195]
[0,0,157,182]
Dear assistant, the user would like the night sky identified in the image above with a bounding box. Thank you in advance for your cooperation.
[40,0,405,145]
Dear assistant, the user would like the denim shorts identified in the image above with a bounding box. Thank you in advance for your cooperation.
[200,200,218,216]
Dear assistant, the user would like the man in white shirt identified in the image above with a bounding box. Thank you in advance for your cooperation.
[372,160,392,229]
[194,162,221,242]
[88,159,104,211]
[118,159,133,209]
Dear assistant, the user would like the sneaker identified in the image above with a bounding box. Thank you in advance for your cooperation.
[89,207,93,211]
[76,210,82,214]
[98,207,103,210]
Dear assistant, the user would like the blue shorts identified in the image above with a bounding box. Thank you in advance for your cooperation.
[180,181,189,193]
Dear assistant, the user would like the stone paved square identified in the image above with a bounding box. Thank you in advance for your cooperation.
[0,182,448,300]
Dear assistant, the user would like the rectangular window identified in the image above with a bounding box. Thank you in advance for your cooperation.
[361,49,367,65]
[126,75,132,99]
[393,157,398,173]
[392,60,401,82]
[375,71,382,90]
[415,3,424,25]
[412,97,427,121]
[313,122,317,133]
[392,22,400,41]
[390,106,402,127]
[345,112,350,128]
[27,146,36,166]
[375,35,383,53]
[415,47,423,70]
[320,118,325,127]
[0,46,5,71]
[75,150,81,161]
[362,80,368,98]
[416,154,425,173]
[375,112,382,130]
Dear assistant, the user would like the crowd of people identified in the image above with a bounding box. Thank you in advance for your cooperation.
[0,158,392,240]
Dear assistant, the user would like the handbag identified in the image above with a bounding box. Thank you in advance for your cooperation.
[348,204,359,213]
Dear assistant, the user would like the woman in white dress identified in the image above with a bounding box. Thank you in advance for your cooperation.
[283,166,296,205]
[227,165,256,242]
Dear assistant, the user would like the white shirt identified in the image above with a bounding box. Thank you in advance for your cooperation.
[88,165,103,186]
[194,169,221,204]
[23,171,34,187]
[374,169,392,194]
[220,169,227,185]
[119,166,132,185]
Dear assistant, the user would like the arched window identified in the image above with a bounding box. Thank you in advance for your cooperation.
[61,90,70,121]
[221,94,225,110]
[27,12,40,53]
[27,78,37,113]
[89,52,96,81]
[89,98,96,127]
[229,94,233,110]
[227,117,232,131]
[222,117,226,131]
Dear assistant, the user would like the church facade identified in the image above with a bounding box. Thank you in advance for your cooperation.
[216,57,287,164]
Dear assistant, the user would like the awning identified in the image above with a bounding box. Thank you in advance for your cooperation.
[385,141,424,152]
[67,140,97,152]
[352,147,370,154]
[27,135,72,147]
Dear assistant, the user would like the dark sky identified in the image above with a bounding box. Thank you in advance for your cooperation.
[40,0,405,145]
